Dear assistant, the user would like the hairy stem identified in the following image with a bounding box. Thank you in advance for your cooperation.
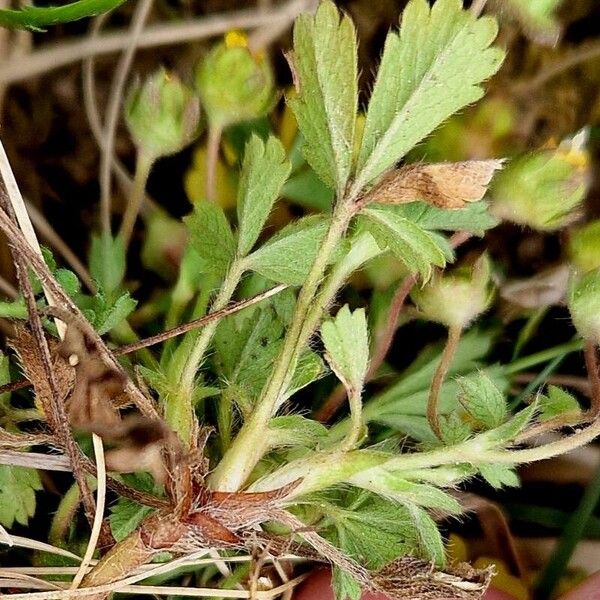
[428,325,462,440]
[119,152,153,249]
[209,206,353,491]
[205,123,223,203]
[168,261,245,447]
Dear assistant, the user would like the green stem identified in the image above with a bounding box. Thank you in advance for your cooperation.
[49,479,97,546]
[342,386,363,451]
[535,458,600,599]
[505,338,584,375]
[119,152,153,249]
[208,207,353,491]
[0,0,127,30]
[166,262,244,446]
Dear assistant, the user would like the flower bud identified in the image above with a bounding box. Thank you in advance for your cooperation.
[411,253,494,329]
[568,220,600,274]
[125,68,201,161]
[568,269,600,344]
[490,131,590,231]
[195,31,275,129]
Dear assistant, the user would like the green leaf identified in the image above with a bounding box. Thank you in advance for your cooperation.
[539,386,581,422]
[184,201,236,279]
[237,135,291,256]
[439,412,472,445]
[286,350,326,399]
[287,0,357,196]
[393,201,499,236]
[457,371,508,429]
[270,415,328,448]
[349,470,462,513]
[360,206,446,279]
[407,504,445,566]
[55,268,82,298]
[0,465,42,527]
[109,498,154,542]
[90,291,137,335]
[332,566,362,600]
[321,305,369,391]
[246,215,329,285]
[354,0,504,191]
[322,491,421,570]
[479,463,520,489]
[479,402,537,447]
[89,232,126,297]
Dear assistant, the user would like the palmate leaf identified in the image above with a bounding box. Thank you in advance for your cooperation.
[321,305,369,392]
[359,206,446,280]
[246,215,330,285]
[0,465,42,527]
[287,0,358,197]
[237,135,291,256]
[353,0,504,193]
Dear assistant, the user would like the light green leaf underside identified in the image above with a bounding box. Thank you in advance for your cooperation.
[288,0,357,196]
[237,135,291,256]
[354,0,504,192]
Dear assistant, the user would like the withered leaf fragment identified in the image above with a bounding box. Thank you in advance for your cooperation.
[366,159,504,209]
[374,557,493,600]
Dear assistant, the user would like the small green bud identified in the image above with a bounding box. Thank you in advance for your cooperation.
[569,220,600,273]
[568,269,600,344]
[490,132,590,231]
[125,68,201,161]
[195,32,275,129]
[411,254,494,329]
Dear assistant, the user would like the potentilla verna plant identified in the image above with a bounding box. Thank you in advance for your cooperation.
[0,1,599,600]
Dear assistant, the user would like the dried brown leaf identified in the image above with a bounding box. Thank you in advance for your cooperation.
[366,160,504,209]
[374,557,493,600]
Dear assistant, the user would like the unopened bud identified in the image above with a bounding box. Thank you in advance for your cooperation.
[125,68,201,161]
[195,32,275,129]
[411,254,494,329]
[568,269,600,344]
[490,131,589,231]
[569,220,600,273]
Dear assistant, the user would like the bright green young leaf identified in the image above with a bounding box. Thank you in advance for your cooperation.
[93,291,137,335]
[109,498,154,542]
[478,401,537,447]
[439,412,472,445]
[246,215,329,285]
[392,201,499,236]
[89,232,126,297]
[360,206,446,280]
[237,135,291,256]
[287,0,357,196]
[457,371,508,429]
[321,305,369,392]
[332,566,362,600]
[270,415,328,448]
[539,385,581,422]
[0,465,42,527]
[354,0,504,192]
[406,504,445,566]
[479,463,520,489]
[285,350,326,400]
[184,200,236,279]
[55,268,82,299]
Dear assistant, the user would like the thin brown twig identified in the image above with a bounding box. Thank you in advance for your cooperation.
[512,39,600,93]
[99,0,153,234]
[0,0,313,85]
[428,324,463,440]
[0,284,287,396]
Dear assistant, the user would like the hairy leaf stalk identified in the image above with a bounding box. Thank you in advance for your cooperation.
[209,202,355,491]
